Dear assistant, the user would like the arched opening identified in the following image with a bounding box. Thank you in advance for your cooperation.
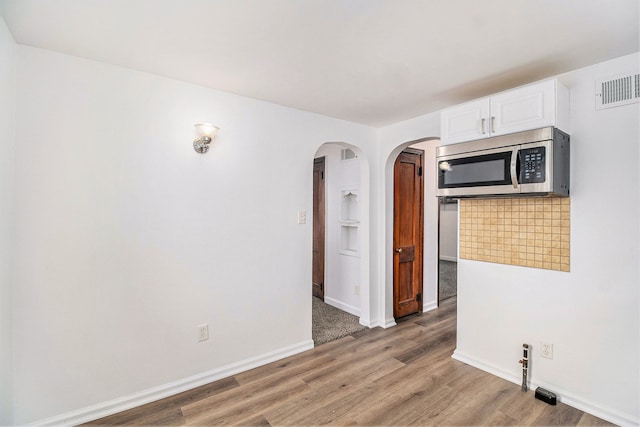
[382,137,441,326]
[311,142,371,345]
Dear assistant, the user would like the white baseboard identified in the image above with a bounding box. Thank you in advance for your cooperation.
[359,318,396,329]
[367,305,439,329]
[440,256,457,262]
[451,350,638,427]
[32,340,315,426]
[358,318,375,327]
[359,318,379,328]
[382,317,397,329]
[423,300,438,313]
[451,349,520,385]
[324,296,360,317]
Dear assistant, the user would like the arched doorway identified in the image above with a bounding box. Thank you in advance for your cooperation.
[383,138,441,326]
[311,142,371,345]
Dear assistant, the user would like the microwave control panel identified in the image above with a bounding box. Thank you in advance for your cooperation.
[520,147,546,183]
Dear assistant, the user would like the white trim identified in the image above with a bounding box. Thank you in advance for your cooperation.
[451,349,520,384]
[324,296,360,317]
[359,318,383,328]
[451,350,639,427]
[439,256,457,262]
[359,318,377,327]
[363,318,397,328]
[32,340,314,427]
[382,317,397,329]
[422,300,438,313]
[361,317,397,329]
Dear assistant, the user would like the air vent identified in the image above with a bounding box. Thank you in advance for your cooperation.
[596,73,640,110]
[341,148,357,160]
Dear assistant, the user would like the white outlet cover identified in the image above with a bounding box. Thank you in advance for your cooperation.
[541,342,553,359]
[198,324,209,342]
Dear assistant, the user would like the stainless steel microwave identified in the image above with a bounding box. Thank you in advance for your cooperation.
[436,127,570,198]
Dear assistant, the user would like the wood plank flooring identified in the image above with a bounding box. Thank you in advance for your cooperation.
[84,298,613,426]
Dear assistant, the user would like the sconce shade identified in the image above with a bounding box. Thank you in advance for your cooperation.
[195,123,219,139]
[193,123,220,154]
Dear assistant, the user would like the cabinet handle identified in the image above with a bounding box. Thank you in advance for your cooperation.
[481,118,486,134]
[491,116,495,133]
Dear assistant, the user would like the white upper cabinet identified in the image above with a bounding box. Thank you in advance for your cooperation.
[441,79,569,145]
[440,99,489,145]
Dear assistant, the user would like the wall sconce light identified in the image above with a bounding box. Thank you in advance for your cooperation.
[193,123,220,153]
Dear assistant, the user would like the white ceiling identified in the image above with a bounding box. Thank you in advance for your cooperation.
[1,0,639,127]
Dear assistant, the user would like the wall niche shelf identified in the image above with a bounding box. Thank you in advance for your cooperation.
[339,188,359,256]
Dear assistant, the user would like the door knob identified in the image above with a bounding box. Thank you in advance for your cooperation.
[394,248,403,253]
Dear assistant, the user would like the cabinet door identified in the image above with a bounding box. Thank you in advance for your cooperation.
[489,80,556,137]
[440,99,489,145]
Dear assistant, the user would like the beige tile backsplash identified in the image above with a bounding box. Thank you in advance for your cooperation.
[459,198,570,272]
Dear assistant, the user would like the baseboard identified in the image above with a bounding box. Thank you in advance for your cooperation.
[422,300,438,313]
[451,349,521,385]
[32,340,315,426]
[451,350,638,426]
[356,317,395,329]
[324,296,360,317]
[439,256,457,262]
[359,318,381,328]
[382,317,397,329]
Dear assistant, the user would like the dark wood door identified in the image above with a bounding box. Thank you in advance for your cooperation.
[393,148,424,318]
[312,157,325,300]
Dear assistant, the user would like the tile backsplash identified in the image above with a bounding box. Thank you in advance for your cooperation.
[459,197,570,272]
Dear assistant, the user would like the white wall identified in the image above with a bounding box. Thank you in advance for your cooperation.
[12,46,377,424]
[6,34,638,427]
[314,144,362,316]
[377,52,639,425]
[0,15,16,426]
[451,53,639,425]
[439,201,458,262]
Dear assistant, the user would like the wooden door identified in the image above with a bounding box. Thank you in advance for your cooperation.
[312,157,325,300]
[393,148,424,318]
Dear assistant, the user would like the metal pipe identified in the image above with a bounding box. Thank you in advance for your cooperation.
[519,343,529,392]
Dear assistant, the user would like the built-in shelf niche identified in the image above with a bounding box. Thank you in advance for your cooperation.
[339,188,359,256]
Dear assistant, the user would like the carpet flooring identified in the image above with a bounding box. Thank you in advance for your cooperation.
[313,261,456,345]
[439,260,457,301]
[312,297,365,346]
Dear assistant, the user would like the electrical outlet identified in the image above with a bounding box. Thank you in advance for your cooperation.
[541,342,553,359]
[354,285,360,295]
[198,324,209,342]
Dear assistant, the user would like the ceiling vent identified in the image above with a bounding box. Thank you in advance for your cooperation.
[596,73,640,110]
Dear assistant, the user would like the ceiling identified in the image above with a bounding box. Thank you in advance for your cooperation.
[1,0,638,127]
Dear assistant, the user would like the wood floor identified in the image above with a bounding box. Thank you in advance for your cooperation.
[85,298,613,426]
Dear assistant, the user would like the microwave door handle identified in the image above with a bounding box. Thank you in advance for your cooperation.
[510,148,519,189]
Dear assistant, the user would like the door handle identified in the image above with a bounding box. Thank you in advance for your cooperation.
[481,118,486,134]
[394,248,403,253]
